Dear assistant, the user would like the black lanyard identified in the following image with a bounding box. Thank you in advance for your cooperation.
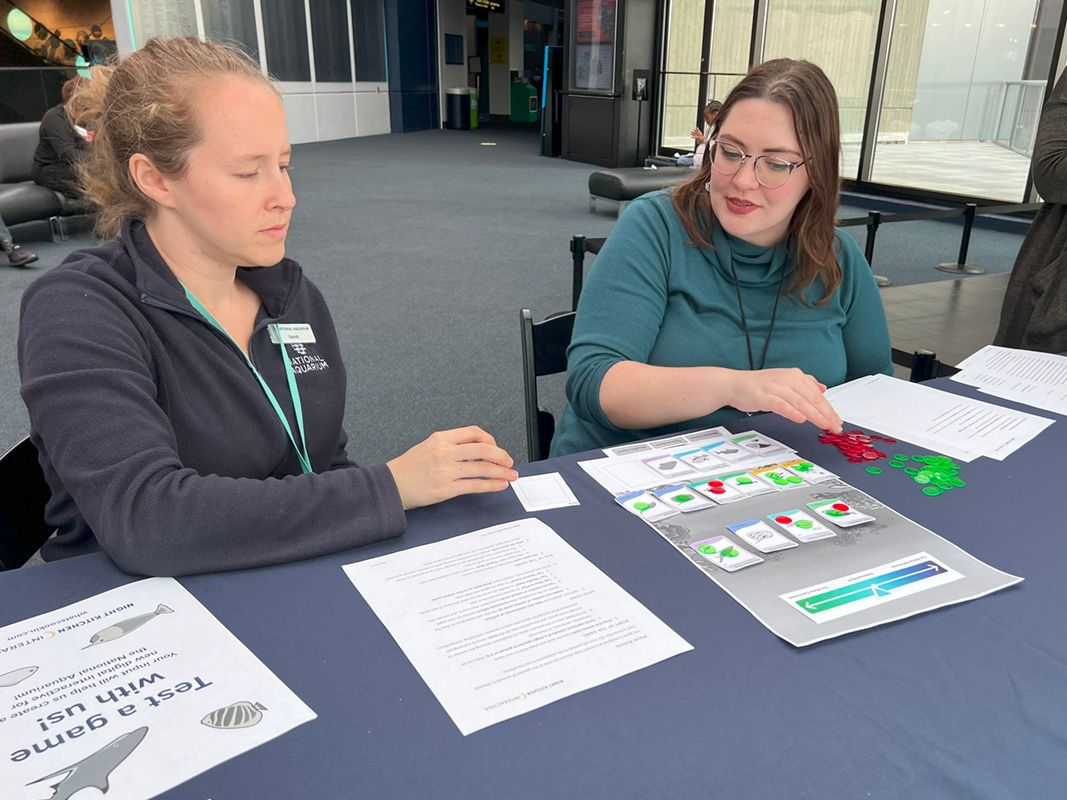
[728,259,785,372]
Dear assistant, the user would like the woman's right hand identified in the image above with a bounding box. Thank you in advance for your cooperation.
[726,368,843,433]
[691,128,705,143]
[386,426,518,511]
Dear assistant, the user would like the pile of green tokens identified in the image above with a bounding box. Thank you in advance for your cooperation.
[882,454,966,497]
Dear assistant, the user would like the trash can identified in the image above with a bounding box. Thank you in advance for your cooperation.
[469,92,479,129]
[509,81,538,123]
[446,87,471,130]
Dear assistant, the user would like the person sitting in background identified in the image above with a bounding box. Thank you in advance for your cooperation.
[0,214,38,267]
[677,100,722,168]
[994,69,1067,353]
[31,75,93,197]
[551,59,892,456]
[18,37,517,576]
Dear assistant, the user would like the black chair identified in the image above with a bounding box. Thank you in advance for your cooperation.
[520,309,576,462]
[0,437,54,570]
[569,234,605,311]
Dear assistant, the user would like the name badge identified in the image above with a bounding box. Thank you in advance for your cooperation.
[269,323,317,345]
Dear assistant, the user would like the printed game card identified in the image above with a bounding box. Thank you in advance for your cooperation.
[732,432,790,457]
[781,459,837,483]
[726,519,799,554]
[689,478,744,504]
[752,465,805,489]
[654,485,716,512]
[768,509,836,542]
[616,490,678,521]
[641,453,699,481]
[675,447,726,472]
[806,498,875,528]
[717,470,777,497]
[703,441,752,465]
[689,536,763,572]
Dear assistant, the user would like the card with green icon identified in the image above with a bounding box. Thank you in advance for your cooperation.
[689,536,763,572]
[752,465,805,489]
[653,485,715,512]
[615,490,678,521]
[767,509,836,542]
[780,459,837,483]
[717,470,776,497]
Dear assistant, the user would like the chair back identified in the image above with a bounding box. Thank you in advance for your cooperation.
[0,122,41,183]
[570,235,606,311]
[520,309,576,462]
[0,437,54,570]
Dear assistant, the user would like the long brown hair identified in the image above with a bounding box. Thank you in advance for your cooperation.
[671,58,842,303]
[78,37,274,239]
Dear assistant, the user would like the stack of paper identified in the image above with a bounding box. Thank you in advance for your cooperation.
[825,374,1054,461]
[951,345,1067,416]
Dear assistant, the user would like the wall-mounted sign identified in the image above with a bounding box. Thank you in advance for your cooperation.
[489,36,508,65]
[467,0,505,13]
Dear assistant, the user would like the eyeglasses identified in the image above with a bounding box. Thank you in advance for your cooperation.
[708,140,806,189]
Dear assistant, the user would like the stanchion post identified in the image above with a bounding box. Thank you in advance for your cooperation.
[865,211,892,287]
[935,203,986,275]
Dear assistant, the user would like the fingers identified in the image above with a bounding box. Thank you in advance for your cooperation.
[456,441,514,468]
[436,425,497,446]
[778,386,840,432]
[449,478,512,496]
[456,460,519,481]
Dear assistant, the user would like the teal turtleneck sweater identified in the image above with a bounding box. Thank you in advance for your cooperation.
[550,190,893,456]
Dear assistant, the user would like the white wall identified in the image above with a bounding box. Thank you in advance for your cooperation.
[437,0,469,124]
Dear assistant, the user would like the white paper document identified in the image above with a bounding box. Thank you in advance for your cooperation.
[342,518,692,735]
[952,345,1067,416]
[825,374,1054,461]
[511,472,580,511]
[0,578,315,799]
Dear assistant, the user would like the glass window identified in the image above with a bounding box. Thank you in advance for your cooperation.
[130,0,197,46]
[310,0,352,82]
[763,0,880,181]
[263,0,311,81]
[351,0,386,82]
[202,0,259,62]
[872,0,1043,201]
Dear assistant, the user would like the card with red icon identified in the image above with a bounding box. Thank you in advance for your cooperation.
[689,536,763,572]
[689,477,744,503]
[767,509,836,542]
[615,490,678,521]
[806,498,875,528]
[725,519,799,554]
[653,485,716,512]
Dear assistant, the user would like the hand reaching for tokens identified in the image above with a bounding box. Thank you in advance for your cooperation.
[386,426,518,510]
[728,368,843,433]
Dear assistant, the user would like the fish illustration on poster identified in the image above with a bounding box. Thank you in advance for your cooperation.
[202,701,268,730]
[26,726,148,800]
[0,665,37,687]
[83,604,174,649]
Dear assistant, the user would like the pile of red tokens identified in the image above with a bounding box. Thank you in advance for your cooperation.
[818,429,896,463]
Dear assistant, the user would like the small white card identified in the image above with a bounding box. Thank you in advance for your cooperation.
[675,447,726,472]
[780,459,837,483]
[768,509,836,542]
[268,322,317,344]
[641,453,699,480]
[654,485,715,512]
[726,519,799,553]
[807,498,875,528]
[616,491,678,521]
[690,478,744,503]
[511,473,580,511]
[689,536,763,572]
[717,470,776,497]
[752,465,805,489]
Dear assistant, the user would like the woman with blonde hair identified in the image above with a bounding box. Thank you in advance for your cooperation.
[19,37,516,575]
[551,59,893,456]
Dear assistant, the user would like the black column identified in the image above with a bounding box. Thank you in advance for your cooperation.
[384,0,440,132]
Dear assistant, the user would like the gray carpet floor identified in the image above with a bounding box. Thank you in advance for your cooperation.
[0,126,1027,467]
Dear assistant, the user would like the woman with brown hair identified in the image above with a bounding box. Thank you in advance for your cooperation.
[551,59,892,456]
[18,37,517,575]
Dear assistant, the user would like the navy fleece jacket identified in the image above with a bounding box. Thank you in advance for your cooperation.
[18,220,405,576]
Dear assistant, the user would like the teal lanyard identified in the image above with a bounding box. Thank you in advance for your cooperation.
[182,286,313,474]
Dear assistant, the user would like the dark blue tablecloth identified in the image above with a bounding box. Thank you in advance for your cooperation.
[2,380,1064,799]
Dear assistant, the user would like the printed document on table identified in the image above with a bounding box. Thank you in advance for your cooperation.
[952,345,1067,416]
[0,578,315,800]
[342,518,692,735]
[825,374,1054,461]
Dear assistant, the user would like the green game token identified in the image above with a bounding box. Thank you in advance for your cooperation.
[737,477,754,485]
[866,467,883,475]
[633,501,652,511]
[793,462,813,472]
[721,547,739,558]
[698,544,717,554]
[825,509,845,517]
[673,494,694,503]
[913,474,931,485]
[949,477,965,487]
[904,468,919,476]
[786,476,802,484]
[922,486,942,496]
[795,519,814,529]
[888,461,905,468]
[935,480,953,490]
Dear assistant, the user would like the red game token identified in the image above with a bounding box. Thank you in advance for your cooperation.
[832,502,850,511]
[775,515,792,524]
[708,480,724,488]
[710,487,725,494]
